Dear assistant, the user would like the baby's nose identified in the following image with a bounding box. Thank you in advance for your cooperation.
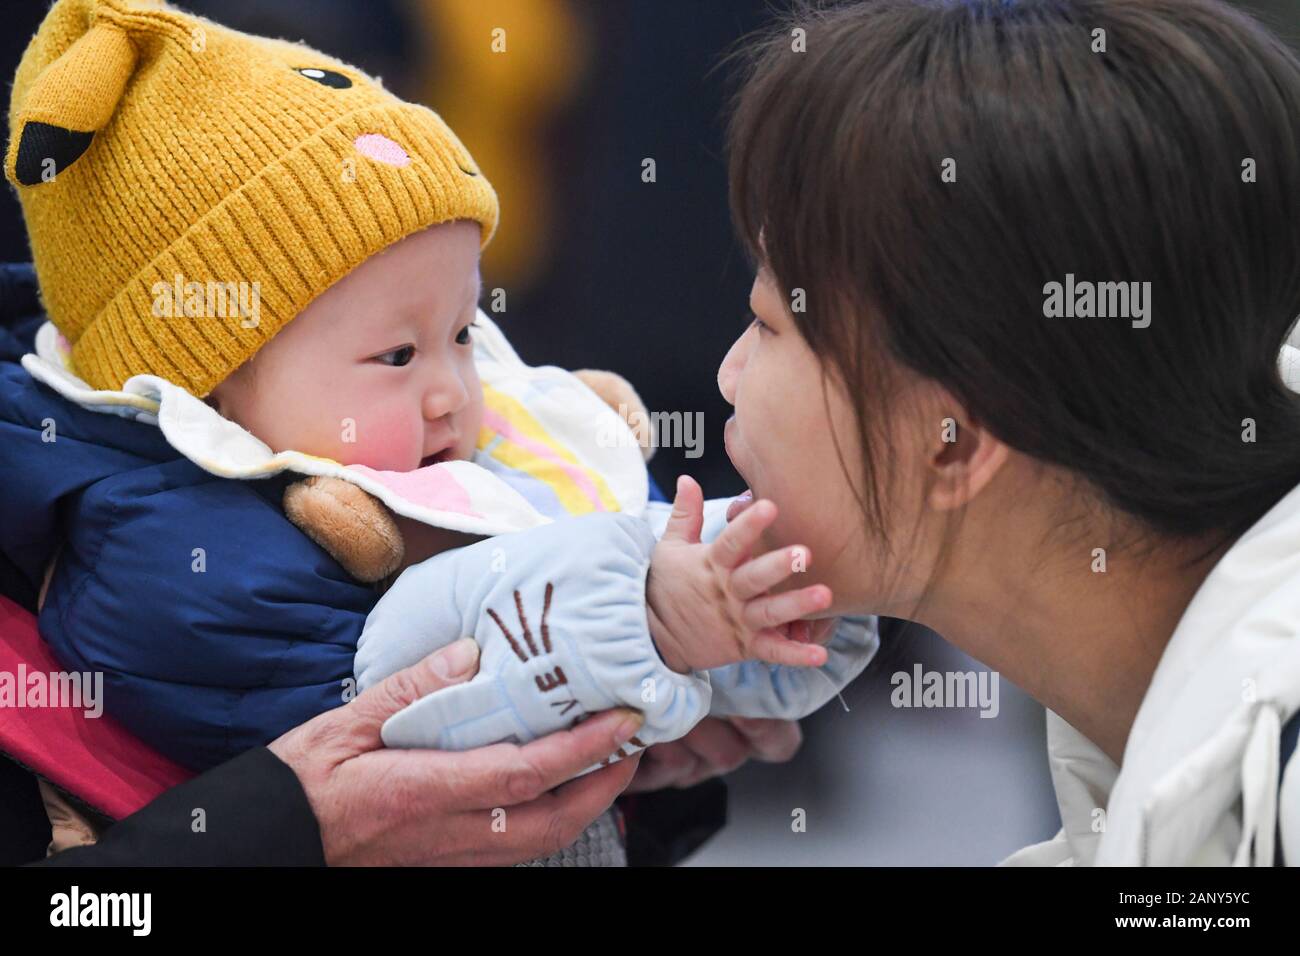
[423,376,470,419]
[354,133,410,167]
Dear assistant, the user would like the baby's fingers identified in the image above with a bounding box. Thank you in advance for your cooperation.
[742,584,833,633]
[750,629,829,668]
[710,498,777,569]
[731,545,811,600]
[661,474,706,545]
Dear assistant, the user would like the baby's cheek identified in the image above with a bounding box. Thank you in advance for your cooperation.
[461,392,486,457]
[340,410,421,471]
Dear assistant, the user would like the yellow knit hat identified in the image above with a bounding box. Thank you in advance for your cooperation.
[5,0,499,397]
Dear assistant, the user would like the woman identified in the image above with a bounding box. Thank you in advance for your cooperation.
[715,0,1300,864]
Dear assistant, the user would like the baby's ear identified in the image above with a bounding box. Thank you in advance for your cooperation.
[6,22,136,187]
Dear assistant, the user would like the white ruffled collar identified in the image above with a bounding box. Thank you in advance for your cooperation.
[21,310,647,536]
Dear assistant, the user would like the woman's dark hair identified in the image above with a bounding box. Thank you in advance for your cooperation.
[728,0,1300,551]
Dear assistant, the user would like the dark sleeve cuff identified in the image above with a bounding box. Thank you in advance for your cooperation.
[619,777,727,867]
[33,747,325,867]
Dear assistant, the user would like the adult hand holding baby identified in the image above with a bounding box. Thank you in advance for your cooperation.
[626,716,803,793]
[269,638,643,866]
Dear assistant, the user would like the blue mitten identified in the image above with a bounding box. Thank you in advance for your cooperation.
[354,512,711,760]
[641,500,880,720]
[705,616,879,719]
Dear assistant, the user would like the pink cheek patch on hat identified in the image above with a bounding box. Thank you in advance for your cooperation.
[354,133,410,167]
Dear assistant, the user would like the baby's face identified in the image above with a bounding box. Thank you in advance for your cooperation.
[209,221,485,472]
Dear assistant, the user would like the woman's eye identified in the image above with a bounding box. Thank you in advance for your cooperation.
[375,345,415,367]
[751,315,770,334]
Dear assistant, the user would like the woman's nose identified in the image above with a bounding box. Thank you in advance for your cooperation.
[717,327,753,405]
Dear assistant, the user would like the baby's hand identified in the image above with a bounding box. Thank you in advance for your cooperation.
[645,475,833,673]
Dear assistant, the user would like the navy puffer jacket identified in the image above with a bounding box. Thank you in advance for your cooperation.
[0,263,403,771]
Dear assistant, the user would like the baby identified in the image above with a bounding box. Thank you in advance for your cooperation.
[204,210,873,767]
[1,0,877,862]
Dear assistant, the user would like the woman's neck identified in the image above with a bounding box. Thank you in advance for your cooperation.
[908,503,1228,766]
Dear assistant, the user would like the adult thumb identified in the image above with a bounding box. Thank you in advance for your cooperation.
[661,475,704,544]
[350,638,481,739]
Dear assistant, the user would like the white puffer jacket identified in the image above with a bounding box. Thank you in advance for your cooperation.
[1005,352,1300,865]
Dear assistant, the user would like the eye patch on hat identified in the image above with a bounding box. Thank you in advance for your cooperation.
[294,67,352,88]
[6,19,358,188]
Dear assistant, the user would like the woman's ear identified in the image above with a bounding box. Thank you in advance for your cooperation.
[924,397,1009,512]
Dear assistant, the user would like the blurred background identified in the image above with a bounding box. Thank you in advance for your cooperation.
[2,0,1295,864]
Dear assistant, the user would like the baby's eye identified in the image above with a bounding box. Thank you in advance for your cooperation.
[374,345,415,367]
[455,323,475,346]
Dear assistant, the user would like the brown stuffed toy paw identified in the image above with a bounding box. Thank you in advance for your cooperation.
[283,476,404,583]
[283,369,653,583]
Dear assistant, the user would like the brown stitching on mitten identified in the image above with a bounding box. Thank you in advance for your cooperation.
[489,584,558,662]
[541,581,554,653]
[490,584,593,727]
[514,590,539,657]
[535,666,568,693]
[487,607,527,663]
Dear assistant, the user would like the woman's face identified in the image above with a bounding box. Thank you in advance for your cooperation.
[718,267,938,617]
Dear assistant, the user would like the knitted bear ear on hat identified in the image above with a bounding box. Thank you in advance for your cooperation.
[5,21,136,187]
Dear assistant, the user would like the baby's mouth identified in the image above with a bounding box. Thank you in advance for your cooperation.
[419,449,453,469]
